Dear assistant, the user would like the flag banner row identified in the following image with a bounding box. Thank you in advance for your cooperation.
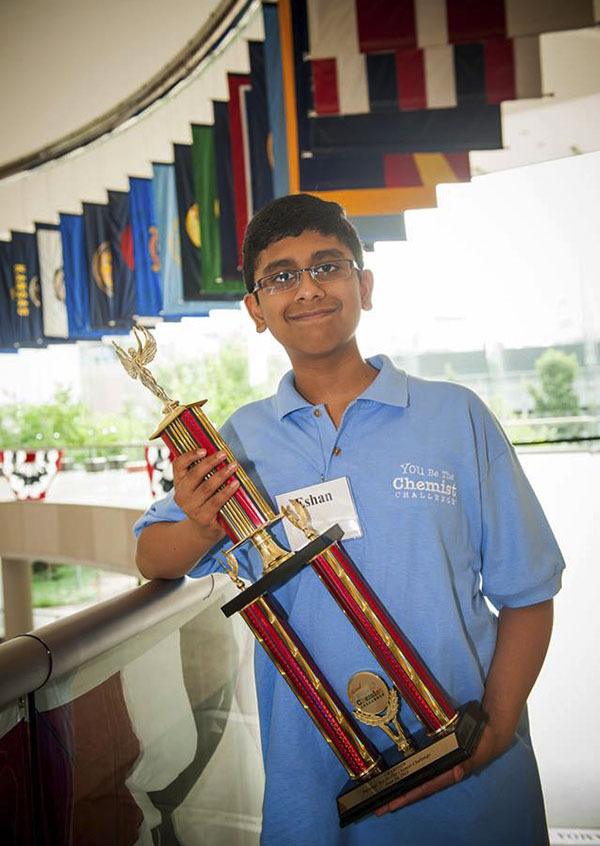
[1,1,596,351]
[312,0,596,54]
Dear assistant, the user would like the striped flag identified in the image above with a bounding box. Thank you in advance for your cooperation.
[304,0,598,115]
[36,222,68,339]
[345,0,595,50]
[262,2,471,242]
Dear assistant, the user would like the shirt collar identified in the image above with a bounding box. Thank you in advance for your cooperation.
[275,354,409,420]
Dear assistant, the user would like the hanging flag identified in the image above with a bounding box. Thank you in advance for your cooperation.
[0,241,18,349]
[262,2,470,240]
[107,190,137,321]
[191,123,245,298]
[129,176,162,316]
[284,0,501,155]
[152,162,210,317]
[9,230,45,347]
[227,73,252,267]
[213,101,242,279]
[83,202,117,329]
[59,213,104,340]
[246,41,275,214]
[173,143,202,301]
[36,223,68,339]
[262,6,290,198]
[314,0,596,52]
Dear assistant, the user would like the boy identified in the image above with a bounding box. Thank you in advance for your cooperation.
[135,194,564,845]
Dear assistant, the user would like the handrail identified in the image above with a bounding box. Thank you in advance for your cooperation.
[0,573,223,709]
[0,0,255,179]
[0,501,144,573]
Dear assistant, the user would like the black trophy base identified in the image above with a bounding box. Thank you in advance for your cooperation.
[337,701,485,828]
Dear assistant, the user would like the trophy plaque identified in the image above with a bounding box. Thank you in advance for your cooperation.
[115,326,484,827]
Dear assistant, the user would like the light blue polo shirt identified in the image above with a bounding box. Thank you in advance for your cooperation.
[134,355,564,846]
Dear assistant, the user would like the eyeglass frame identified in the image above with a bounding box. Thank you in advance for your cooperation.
[251,257,362,297]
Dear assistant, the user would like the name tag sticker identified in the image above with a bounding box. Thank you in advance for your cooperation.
[275,477,362,551]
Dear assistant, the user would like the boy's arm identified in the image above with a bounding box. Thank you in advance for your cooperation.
[136,448,239,579]
[376,598,554,815]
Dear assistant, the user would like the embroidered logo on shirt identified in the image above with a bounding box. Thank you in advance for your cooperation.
[392,462,458,506]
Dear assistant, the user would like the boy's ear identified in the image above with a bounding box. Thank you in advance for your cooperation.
[359,268,374,311]
[244,292,267,333]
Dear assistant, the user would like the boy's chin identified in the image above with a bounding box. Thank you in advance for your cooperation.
[284,338,355,360]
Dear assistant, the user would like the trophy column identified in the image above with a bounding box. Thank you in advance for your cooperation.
[158,401,456,734]
[153,402,384,781]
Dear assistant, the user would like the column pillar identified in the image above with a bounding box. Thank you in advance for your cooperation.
[1,557,33,638]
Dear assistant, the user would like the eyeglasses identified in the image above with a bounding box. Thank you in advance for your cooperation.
[252,258,360,296]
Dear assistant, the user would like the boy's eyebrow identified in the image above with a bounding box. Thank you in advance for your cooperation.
[260,248,347,275]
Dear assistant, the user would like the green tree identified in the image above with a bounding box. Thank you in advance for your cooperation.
[0,386,149,451]
[156,341,268,428]
[527,348,581,439]
[0,386,90,447]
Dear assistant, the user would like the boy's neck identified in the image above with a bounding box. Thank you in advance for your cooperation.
[289,340,378,427]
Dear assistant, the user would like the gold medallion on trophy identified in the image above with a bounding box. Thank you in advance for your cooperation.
[348,672,415,756]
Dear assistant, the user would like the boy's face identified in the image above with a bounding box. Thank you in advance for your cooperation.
[244,230,373,361]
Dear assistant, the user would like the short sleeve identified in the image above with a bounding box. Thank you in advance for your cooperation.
[480,445,565,610]
[132,488,185,538]
[132,416,259,581]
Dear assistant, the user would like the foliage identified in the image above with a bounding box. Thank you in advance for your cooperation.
[156,341,269,428]
[527,348,582,440]
[32,563,98,607]
[0,385,148,450]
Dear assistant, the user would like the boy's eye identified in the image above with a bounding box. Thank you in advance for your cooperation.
[272,270,295,284]
[313,262,339,276]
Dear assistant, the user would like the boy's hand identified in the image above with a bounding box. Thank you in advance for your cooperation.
[173,449,240,540]
[374,722,506,817]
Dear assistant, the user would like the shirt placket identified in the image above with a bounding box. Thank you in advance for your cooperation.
[311,402,353,481]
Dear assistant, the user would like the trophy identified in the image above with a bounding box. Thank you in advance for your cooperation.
[115,326,484,826]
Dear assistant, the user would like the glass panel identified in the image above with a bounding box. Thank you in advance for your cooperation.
[32,577,263,845]
[0,701,34,845]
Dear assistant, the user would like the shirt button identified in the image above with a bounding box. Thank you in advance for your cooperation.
[313,409,321,417]
[333,447,342,456]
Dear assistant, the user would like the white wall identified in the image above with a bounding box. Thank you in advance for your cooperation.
[0,0,228,167]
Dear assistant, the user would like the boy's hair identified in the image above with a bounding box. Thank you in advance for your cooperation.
[242,193,364,292]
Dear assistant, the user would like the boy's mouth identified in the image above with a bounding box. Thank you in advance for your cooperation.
[287,305,339,322]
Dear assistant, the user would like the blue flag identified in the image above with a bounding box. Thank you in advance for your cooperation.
[246,41,275,214]
[83,201,132,329]
[9,231,45,347]
[152,163,209,317]
[262,6,289,198]
[59,213,104,340]
[107,190,137,321]
[0,241,17,349]
[129,177,162,316]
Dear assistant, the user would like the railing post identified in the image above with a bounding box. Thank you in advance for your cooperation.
[1,557,33,637]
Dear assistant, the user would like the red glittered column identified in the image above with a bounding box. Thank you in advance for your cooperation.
[243,596,382,779]
[311,546,457,734]
[156,402,456,733]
